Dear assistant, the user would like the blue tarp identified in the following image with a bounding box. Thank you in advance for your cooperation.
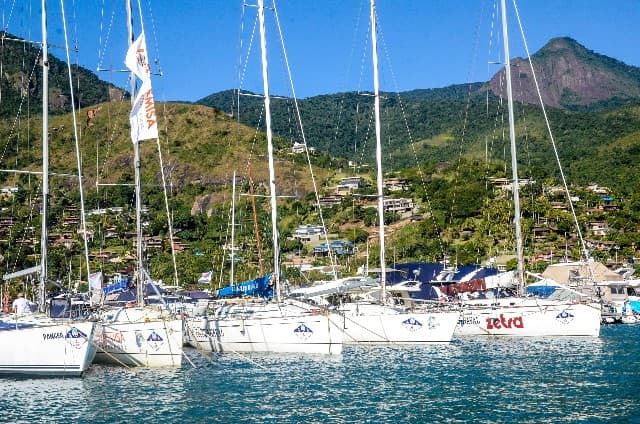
[217,273,273,299]
[526,285,557,297]
[103,275,132,294]
[385,262,502,301]
[390,262,500,285]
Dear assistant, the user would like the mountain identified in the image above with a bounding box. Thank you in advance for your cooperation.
[489,37,640,111]
[195,38,640,195]
[0,31,124,116]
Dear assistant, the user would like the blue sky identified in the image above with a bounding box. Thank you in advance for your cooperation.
[6,1,640,102]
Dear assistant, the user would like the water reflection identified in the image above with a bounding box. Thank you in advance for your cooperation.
[1,326,638,423]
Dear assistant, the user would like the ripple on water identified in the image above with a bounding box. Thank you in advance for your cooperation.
[1,325,639,423]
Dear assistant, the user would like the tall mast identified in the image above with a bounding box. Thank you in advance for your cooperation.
[247,164,264,275]
[370,0,386,303]
[39,0,49,312]
[257,0,281,302]
[500,0,525,294]
[230,171,236,285]
[126,0,144,306]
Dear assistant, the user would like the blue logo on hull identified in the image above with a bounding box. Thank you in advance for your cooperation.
[402,317,423,332]
[294,323,313,340]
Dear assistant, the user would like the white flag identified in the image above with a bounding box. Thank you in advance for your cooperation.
[198,271,213,284]
[129,78,158,143]
[125,33,151,81]
[89,271,103,291]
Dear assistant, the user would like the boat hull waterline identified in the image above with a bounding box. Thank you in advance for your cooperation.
[455,302,601,337]
[186,303,343,355]
[94,308,183,367]
[332,304,460,345]
[0,319,97,376]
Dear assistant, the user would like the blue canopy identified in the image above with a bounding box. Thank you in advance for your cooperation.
[103,275,133,294]
[217,273,273,299]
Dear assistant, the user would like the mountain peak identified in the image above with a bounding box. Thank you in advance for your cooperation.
[489,37,640,110]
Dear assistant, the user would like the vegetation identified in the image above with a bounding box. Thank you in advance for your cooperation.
[1,35,639,294]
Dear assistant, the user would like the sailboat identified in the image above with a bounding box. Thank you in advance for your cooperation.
[92,1,183,367]
[0,0,97,376]
[184,0,342,355]
[293,0,460,345]
[452,0,601,337]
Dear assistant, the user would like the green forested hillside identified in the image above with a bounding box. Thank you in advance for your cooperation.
[0,31,121,117]
[2,34,640,291]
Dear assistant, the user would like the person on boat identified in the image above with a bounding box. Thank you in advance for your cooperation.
[12,292,34,314]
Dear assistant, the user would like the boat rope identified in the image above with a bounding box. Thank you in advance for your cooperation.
[183,318,267,370]
[510,0,591,264]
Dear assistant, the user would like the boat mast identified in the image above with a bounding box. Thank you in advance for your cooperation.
[39,0,49,312]
[257,0,281,302]
[230,171,236,285]
[126,0,144,306]
[370,0,386,302]
[500,0,525,294]
[247,164,265,275]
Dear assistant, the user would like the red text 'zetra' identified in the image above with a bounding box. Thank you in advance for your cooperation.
[486,314,524,330]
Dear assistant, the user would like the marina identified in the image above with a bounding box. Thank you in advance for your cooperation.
[1,324,638,423]
[0,0,639,421]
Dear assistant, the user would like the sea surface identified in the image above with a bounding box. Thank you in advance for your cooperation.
[2,324,639,423]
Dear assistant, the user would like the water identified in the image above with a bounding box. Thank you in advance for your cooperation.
[2,324,639,423]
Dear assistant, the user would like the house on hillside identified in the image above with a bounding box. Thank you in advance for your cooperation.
[291,142,315,154]
[383,178,409,192]
[588,221,609,237]
[336,177,365,195]
[312,240,357,257]
[293,224,326,243]
[383,197,415,215]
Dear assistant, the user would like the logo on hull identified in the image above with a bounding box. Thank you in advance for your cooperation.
[402,317,423,332]
[147,331,165,351]
[65,327,88,349]
[294,323,313,340]
[556,310,575,325]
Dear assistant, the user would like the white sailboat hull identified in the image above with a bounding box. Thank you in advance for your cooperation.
[185,301,343,355]
[455,301,601,337]
[94,307,183,367]
[0,317,97,376]
[331,303,460,344]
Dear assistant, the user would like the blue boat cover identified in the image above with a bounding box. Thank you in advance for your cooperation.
[526,285,557,297]
[217,273,273,299]
[103,275,132,294]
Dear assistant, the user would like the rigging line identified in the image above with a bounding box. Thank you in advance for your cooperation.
[60,0,91,284]
[271,0,338,279]
[96,0,116,72]
[0,49,40,165]
[332,0,366,152]
[375,11,447,261]
[155,134,179,286]
[511,0,590,264]
[1,0,18,32]
[448,0,486,230]
[144,0,162,74]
